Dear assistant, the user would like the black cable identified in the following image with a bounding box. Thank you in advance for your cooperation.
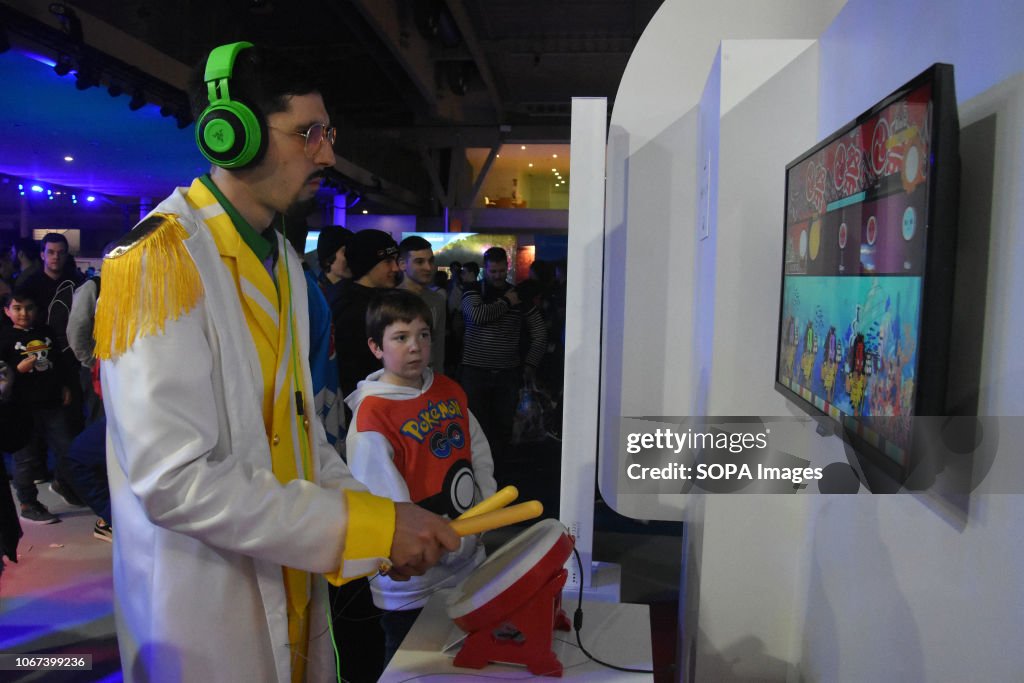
[570,545,674,676]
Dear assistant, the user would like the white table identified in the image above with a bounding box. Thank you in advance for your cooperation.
[381,589,654,681]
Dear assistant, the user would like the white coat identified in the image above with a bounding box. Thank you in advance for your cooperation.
[102,186,379,682]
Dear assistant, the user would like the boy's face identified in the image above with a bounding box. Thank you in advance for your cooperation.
[4,299,37,329]
[369,317,431,387]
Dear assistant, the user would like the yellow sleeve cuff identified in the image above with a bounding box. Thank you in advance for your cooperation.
[324,490,396,586]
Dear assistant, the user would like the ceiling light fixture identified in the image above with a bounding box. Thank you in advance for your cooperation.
[64,155,73,162]
[53,55,73,76]
[74,64,98,90]
[521,145,526,150]
[128,90,146,111]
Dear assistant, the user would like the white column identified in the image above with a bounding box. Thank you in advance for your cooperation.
[560,97,607,589]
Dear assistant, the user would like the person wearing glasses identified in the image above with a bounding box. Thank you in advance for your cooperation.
[93,42,459,683]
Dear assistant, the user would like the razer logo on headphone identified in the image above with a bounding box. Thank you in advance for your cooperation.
[429,423,465,458]
[212,130,225,142]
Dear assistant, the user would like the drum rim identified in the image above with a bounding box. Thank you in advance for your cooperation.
[446,518,571,620]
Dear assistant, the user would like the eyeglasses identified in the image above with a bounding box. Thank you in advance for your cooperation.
[268,122,337,158]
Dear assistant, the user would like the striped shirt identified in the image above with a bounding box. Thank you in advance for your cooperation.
[461,285,547,370]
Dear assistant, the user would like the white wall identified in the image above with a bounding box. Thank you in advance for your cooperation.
[599,1,844,520]
[603,0,1024,680]
[798,1,1024,680]
[694,42,821,681]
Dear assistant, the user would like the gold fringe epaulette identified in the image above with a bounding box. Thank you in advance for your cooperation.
[94,213,203,360]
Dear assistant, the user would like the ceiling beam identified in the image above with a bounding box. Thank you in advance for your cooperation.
[442,0,503,120]
[2,0,190,88]
[343,0,439,113]
[332,156,426,213]
[467,144,500,208]
[370,123,571,148]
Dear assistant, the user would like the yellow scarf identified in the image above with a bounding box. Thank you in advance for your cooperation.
[185,179,314,681]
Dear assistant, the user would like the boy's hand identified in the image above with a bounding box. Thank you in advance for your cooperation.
[388,503,460,580]
[17,356,34,373]
[62,386,72,406]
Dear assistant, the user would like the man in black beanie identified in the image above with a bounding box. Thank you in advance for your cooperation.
[331,229,400,398]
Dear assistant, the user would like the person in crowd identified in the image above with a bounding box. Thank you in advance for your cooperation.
[326,227,401,679]
[64,382,112,542]
[92,41,458,683]
[0,245,14,300]
[346,289,496,665]
[0,288,77,524]
[67,259,106,425]
[64,261,114,540]
[447,261,463,293]
[397,235,446,371]
[331,229,400,398]
[432,268,448,292]
[446,261,478,373]
[297,225,347,455]
[10,238,41,287]
[22,233,86,438]
[1,338,27,567]
[460,248,546,472]
[315,225,353,307]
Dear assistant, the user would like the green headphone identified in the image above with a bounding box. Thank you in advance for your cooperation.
[195,41,267,169]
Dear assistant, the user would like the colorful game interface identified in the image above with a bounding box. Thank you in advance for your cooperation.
[777,82,935,467]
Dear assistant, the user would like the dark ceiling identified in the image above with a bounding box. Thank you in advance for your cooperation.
[1,0,662,214]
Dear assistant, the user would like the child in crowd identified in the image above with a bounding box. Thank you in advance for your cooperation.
[346,289,497,665]
[0,288,77,524]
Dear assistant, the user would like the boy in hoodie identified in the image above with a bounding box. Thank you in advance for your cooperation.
[346,288,497,665]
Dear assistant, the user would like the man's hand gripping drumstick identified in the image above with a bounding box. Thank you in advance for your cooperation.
[384,487,544,580]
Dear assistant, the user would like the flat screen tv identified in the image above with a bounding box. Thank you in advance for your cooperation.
[774,63,960,488]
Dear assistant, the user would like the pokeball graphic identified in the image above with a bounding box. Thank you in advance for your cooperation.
[838,222,848,250]
[421,458,477,518]
[444,460,477,516]
[866,215,877,246]
[902,206,917,241]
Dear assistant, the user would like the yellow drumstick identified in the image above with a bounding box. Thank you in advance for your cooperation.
[457,485,519,520]
[450,501,543,536]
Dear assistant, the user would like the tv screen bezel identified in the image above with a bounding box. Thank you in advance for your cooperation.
[773,62,960,489]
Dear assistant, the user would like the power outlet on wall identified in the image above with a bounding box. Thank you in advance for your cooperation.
[565,521,581,586]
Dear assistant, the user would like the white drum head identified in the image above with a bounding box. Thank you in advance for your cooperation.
[447,518,568,621]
